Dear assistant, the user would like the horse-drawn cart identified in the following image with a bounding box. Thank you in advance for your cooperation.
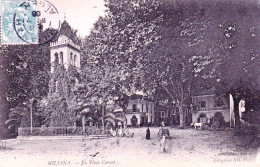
[203,123,225,131]
[203,120,225,131]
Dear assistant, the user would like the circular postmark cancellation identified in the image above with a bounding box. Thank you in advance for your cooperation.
[37,0,61,44]
[13,0,61,44]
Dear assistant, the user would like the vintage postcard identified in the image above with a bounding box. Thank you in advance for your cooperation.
[0,0,260,167]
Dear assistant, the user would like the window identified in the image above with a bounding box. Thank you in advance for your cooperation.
[54,53,59,70]
[200,101,206,108]
[146,104,149,113]
[160,111,165,118]
[54,53,59,64]
[70,53,73,65]
[74,55,77,66]
[200,117,207,123]
[198,113,207,123]
[133,104,137,112]
[142,104,144,113]
[161,112,165,118]
[216,97,224,107]
[59,52,63,64]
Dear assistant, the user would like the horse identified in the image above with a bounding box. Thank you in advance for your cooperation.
[190,122,203,130]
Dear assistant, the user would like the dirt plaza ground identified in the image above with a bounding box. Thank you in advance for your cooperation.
[0,127,260,167]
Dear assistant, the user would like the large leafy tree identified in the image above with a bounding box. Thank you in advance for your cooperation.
[140,0,260,128]
[82,0,164,111]
[138,0,215,127]
[83,0,223,128]
[208,0,260,127]
[0,45,29,137]
[1,39,50,133]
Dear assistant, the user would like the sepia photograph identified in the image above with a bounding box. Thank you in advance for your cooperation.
[0,0,260,167]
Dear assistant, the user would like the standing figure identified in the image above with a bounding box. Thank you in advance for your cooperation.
[146,127,150,140]
[161,121,165,127]
[118,126,123,137]
[160,134,166,153]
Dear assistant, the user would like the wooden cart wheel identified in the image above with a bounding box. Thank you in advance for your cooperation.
[212,125,218,132]
[219,125,225,131]
[204,125,210,131]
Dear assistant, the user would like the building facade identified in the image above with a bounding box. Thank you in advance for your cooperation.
[125,95,155,127]
[191,88,245,126]
[191,88,230,124]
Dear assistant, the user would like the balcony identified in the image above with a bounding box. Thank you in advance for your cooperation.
[192,105,229,112]
[209,106,229,110]
[125,109,140,114]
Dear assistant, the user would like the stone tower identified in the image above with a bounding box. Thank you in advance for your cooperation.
[50,35,81,73]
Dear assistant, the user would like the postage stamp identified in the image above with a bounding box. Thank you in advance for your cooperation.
[1,0,38,44]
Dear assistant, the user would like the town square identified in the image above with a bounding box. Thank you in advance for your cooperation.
[0,0,260,167]
[1,127,259,167]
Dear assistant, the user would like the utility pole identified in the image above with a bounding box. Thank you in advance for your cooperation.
[102,103,105,133]
[29,98,34,135]
[99,98,105,134]
[82,116,85,132]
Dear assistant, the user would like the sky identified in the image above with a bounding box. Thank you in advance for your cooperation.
[49,0,107,38]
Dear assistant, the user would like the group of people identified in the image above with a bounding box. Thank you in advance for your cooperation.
[109,126,134,137]
[145,121,165,140]
[145,122,167,153]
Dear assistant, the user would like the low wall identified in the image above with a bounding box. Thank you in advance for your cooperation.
[18,127,111,136]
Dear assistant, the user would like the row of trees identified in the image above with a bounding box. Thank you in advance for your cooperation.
[85,0,260,127]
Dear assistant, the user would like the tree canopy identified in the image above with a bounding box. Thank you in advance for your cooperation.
[2,0,260,135]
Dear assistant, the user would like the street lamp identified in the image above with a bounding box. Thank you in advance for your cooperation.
[29,98,34,135]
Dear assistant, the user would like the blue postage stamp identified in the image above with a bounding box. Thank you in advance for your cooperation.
[1,0,38,44]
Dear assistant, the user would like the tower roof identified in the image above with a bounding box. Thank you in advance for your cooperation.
[50,35,81,51]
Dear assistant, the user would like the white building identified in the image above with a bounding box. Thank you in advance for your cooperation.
[191,88,246,127]
[125,95,155,127]
[50,35,81,73]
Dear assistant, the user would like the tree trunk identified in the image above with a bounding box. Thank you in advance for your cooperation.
[102,105,104,132]
[232,94,241,128]
[82,116,85,132]
[0,95,9,138]
[178,105,184,128]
